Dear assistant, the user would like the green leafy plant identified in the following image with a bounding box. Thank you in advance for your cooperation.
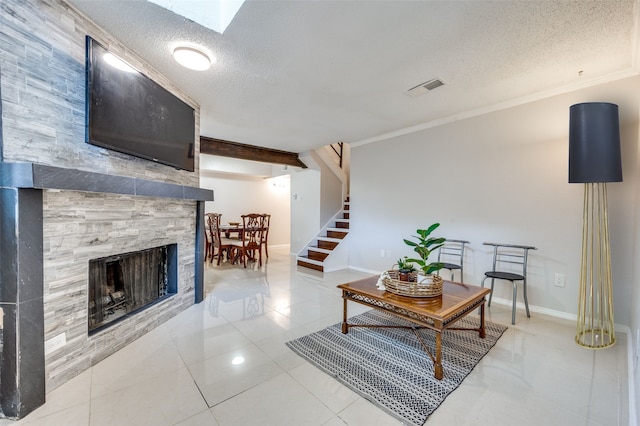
[403,223,446,275]
[396,256,416,272]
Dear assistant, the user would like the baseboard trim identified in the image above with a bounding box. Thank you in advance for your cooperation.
[626,327,637,426]
[348,266,379,275]
[488,296,576,321]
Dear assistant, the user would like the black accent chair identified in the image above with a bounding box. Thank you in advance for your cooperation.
[481,242,537,325]
[437,239,469,283]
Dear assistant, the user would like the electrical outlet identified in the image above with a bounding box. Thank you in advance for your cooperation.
[380,249,385,258]
[554,273,565,287]
[45,333,66,355]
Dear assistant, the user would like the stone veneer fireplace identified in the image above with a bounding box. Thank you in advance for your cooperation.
[0,163,213,419]
[0,0,215,419]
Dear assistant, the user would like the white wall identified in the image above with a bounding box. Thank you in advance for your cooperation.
[631,110,640,426]
[290,148,348,254]
[290,168,321,253]
[349,75,640,327]
[319,153,344,225]
[200,173,291,247]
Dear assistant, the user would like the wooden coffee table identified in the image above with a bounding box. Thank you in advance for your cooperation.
[338,275,491,380]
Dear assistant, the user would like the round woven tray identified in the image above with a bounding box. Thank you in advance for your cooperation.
[382,270,443,298]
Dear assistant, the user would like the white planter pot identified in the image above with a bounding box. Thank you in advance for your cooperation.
[417,273,433,286]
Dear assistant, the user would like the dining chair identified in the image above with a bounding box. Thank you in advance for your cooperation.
[232,214,265,268]
[436,239,469,283]
[204,213,215,262]
[481,242,537,325]
[209,213,235,265]
[260,213,271,259]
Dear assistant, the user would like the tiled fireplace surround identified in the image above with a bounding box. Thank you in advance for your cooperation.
[0,163,213,419]
[0,0,214,419]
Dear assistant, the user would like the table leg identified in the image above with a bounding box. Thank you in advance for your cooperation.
[479,301,486,339]
[434,330,443,380]
[341,294,349,334]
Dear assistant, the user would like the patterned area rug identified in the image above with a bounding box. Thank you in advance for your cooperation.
[286,310,507,426]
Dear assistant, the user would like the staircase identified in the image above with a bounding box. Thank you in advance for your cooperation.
[296,198,350,272]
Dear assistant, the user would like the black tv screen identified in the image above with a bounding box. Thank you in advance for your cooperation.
[86,36,195,172]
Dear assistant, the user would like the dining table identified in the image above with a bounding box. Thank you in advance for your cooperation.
[219,224,268,239]
[219,224,243,239]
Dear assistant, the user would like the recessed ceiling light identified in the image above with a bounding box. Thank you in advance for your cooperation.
[173,46,212,71]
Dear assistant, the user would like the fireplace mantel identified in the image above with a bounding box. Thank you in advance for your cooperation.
[0,161,211,418]
[0,162,213,201]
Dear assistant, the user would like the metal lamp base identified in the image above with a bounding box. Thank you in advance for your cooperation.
[576,329,615,348]
[575,183,616,349]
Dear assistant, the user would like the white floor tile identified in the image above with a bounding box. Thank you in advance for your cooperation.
[288,362,360,413]
[89,328,185,399]
[174,409,220,426]
[89,366,207,426]
[172,322,253,366]
[186,342,284,406]
[18,369,92,421]
[14,402,90,426]
[336,398,403,426]
[321,417,349,426]
[212,373,335,426]
[9,247,631,426]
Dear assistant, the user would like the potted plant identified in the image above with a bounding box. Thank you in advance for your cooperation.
[396,256,415,281]
[403,223,446,285]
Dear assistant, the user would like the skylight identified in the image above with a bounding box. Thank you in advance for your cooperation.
[148,0,245,34]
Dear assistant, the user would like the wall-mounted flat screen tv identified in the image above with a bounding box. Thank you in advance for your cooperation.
[86,36,195,172]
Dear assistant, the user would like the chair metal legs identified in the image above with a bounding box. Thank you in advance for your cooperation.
[481,276,530,325]
[449,267,463,282]
[511,281,517,325]
[522,279,530,318]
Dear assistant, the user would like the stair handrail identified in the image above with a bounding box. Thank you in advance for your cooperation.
[329,142,344,168]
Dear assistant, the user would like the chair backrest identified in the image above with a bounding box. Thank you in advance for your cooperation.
[241,213,264,250]
[484,242,537,277]
[260,214,271,244]
[437,239,469,266]
[207,213,223,246]
[204,214,213,244]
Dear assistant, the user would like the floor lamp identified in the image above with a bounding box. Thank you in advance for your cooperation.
[569,102,622,349]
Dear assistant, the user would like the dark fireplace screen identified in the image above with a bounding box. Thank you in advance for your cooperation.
[88,244,177,333]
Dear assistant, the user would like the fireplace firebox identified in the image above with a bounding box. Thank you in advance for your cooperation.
[88,244,178,334]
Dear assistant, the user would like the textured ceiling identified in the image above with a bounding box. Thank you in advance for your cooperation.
[67,0,639,154]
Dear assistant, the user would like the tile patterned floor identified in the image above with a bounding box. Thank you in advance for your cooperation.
[4,247,630,425]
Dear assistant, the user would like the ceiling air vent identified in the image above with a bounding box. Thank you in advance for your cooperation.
[405,78,446,97]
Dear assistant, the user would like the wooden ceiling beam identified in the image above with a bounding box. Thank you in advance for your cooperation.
[200,136,307,169]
